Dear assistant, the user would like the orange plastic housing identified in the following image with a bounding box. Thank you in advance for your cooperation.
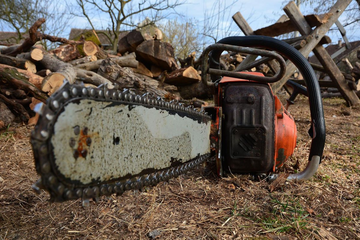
[214,72,297,174]
[273,96,297,170]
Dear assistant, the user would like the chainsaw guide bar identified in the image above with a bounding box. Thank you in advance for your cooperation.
[31,82,212,203]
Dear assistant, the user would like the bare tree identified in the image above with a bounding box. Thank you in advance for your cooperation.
[201,0,238,46]
[0,0,74,49]
[73,0,184,52]
[0,0,39,43]
[159,18,200,59]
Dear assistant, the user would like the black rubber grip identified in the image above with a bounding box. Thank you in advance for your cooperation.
[211,36,326,162]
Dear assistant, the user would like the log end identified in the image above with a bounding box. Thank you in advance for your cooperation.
[42,72,66,95]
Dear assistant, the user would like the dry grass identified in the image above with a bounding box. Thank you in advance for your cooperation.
[1,95,360,239]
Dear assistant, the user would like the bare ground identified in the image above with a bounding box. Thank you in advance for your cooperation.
[0,94,360,240]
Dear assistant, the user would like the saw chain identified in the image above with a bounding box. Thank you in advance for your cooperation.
[31,82,212,204]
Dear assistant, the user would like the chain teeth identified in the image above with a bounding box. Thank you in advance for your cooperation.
[31,83,211,202]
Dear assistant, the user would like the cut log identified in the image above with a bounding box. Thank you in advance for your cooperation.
[95,46,109,59]
[16,48,44,62]
[98,58,172,97]
[178,81,213,99]
[124,72,172,98]
[78,41,98,56]
[40,53,77,95]
[76,68,114,87]
[12,97,32,105]
[178,52,196,68]
[0,44,21,56]
[0,88,27,99]
[36,69,52,77]
[0,64,45,100]
[31,48,44,61]
[76,54,138,71]
[49,44,81,62]
[97,58,124,82]
[151,65,163,78]
[69,55,97,66]
[49,41,100,62]
[127,30,150,50]
[117,34,132,55]
[0,54,37,73]
[136,39,178,71]
[132,62,153,78]
[0,93,30,122]
[165,67,201,86]
[0,101,15,129]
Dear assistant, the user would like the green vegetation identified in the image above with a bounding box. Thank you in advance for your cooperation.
[0,125,15,141]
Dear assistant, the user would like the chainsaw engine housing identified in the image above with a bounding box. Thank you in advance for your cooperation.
[216,73,297,174]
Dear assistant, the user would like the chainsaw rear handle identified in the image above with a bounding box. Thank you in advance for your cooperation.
[204,35,326,180]
[201,43,287,83]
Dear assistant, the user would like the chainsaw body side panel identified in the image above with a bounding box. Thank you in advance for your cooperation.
[218,73,297,174]
[220,79,276,173]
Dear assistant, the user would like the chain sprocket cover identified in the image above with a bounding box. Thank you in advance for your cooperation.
[31,83,211,202]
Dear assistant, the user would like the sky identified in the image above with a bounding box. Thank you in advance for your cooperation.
[64,0,360,46]
[172,0,360,43]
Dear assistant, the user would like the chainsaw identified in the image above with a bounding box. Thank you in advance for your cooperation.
[30,36,326,204]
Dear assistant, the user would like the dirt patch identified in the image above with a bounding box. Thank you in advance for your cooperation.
[1,95,360,239]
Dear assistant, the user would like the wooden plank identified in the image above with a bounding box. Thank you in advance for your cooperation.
[232,12,254,35]
[272,0,359,106]
[232,12,280,73]
[254,13,332,37]
[271,0,352,93]
[282,35,331,45]
[335,20,351,49]
[232,12,257,70]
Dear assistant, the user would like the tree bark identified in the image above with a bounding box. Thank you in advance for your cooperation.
[0,54,37,73]
[132,62,153,78]
[126,30,148,51]
[151,65,163,78]
[178,81,213,99]
[136,39,178,71]
[117,34,132,55]
[0,101,15,129]
[97,59,172,98]
[76,54,138,71]
[76,68,114,87]
[0,93,30,122]
[0,88,27,99]
[40,53,77,95]
[0,64,46,101]
[69,55,97,66]
[77,41,98,57]
[49,44,81,62]
[16,48,44,62]
[165,67,201,86]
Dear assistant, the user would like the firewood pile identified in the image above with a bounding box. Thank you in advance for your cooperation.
[320,57,360,97]
[0,18,309,130]
[0,19,219,130]
[289,55,360,99]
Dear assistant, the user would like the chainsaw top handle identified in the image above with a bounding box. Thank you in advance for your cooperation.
[202,35,325,179]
